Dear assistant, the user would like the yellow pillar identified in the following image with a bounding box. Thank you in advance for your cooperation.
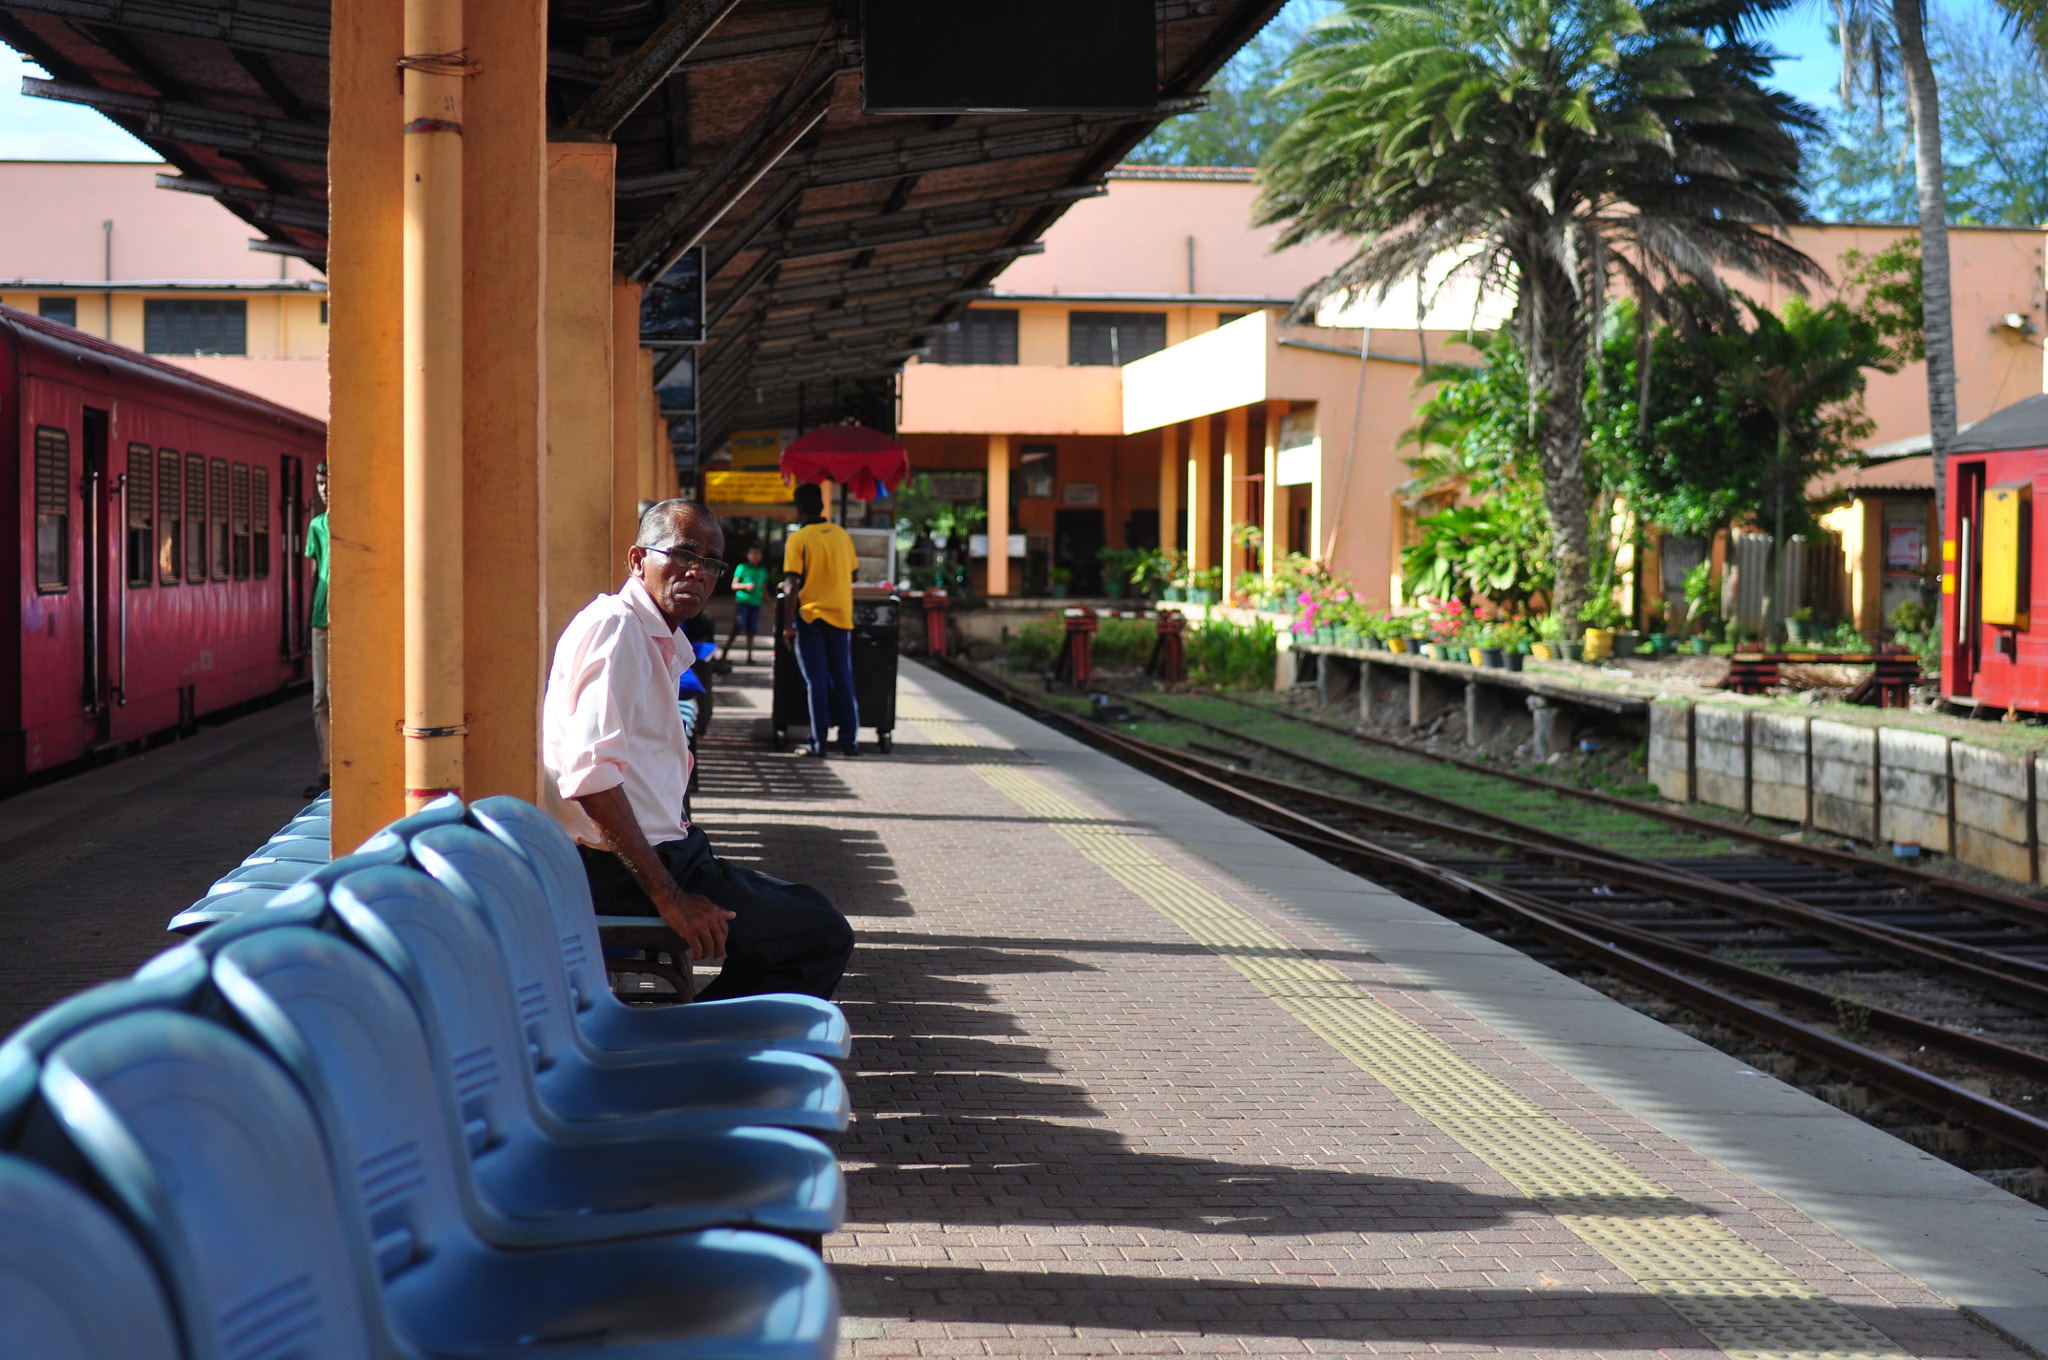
[1261,399,1285,581]
[461,0,548,804]
[985,434,1010,597]
[1157,424,1180,554]
[1187,415,1213,574]
[545,143,618,648]
[328,0,406,850]
[1223,405,1248,594]
[611,283,644,570]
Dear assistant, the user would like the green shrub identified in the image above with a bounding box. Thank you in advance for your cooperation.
[1094,618,1157,668]
[1189,617,1276,690]
[1002,615,1159,671]
[1004,616,1065,670]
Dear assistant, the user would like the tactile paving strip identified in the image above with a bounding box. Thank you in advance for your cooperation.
[901,700,1913,1360]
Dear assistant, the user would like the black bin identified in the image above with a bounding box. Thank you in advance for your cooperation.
[772,590,899,754]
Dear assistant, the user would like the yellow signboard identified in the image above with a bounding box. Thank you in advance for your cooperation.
[705,469,794,504]
[728,429,785,471]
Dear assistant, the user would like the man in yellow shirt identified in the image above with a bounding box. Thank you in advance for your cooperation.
[781,482,861,756]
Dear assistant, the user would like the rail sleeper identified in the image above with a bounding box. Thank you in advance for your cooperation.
[1879,727,1953,855]
[1749,712,1810,825]
[1809,719,1878,843]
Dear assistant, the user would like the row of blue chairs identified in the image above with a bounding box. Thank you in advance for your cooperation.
[0,792,852,1359]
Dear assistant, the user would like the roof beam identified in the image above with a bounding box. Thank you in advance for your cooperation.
[615,51,839,283]
[563,0,742,139]
[22,78,327,161]
[157,173,326,231]
[0,0,330,57]
[717,184,1102,269]
[702,174,806,279]
[745,244,1039,309]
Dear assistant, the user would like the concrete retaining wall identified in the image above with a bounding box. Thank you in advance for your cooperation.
[1653,703,2043,884]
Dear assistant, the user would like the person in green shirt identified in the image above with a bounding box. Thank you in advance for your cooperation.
[303,460,331,799]
[723,543,768,665]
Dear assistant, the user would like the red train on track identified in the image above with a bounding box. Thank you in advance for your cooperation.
[1,304,324,784]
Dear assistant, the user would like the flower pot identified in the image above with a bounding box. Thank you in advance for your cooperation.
[1317,625,1337,645]
[1050,584,1069,599]
[1647,632,1669,656]
[1467,646,1486,666]
[1365,635,1385,652]
[1785,619,1809,644]
[1689,636,1712,655]
[1503,650,1524,672]
[1582,628,1613,661]
[1386,637,1408,654]
[1530,642,1553,660]
[1561,640,1586,662]
[1190,589,1215,605]
[1481,646,1506,669]
[1612,631,1638,658]
[1338,628,1361,648]
[1105,580,1126,599]
[1162,586,1184,602]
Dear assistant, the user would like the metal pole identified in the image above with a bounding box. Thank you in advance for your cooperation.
[400,5,467,808]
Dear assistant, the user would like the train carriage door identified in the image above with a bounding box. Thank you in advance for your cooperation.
[1955,462,1987,694]
[280,455,305,664]
[78,407,113,735]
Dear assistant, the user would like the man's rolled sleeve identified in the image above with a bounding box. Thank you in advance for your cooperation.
[548,621,633,801]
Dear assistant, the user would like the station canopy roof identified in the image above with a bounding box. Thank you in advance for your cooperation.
[0,0,1287,454]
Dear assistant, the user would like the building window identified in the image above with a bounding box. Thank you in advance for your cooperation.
[34,426,69,593]
[184,452,207,582]
[210,457,231,580]
[126,443,154,588]
[1020,444,1055,498]
[252,465,271,579]
[319,300,329,325]
[144,299,248,355]
[1218,311,1250,328]
[38,297,77,328]
[158,450,181,585]
[927,309,1019,365]
[1068,311,1167,367]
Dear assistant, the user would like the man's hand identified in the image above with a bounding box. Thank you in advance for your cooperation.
[650,884,736,961]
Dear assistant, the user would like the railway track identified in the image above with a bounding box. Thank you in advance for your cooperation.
[925,656,2048,1184]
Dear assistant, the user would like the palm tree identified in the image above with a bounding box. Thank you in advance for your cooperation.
[1708,296,1894,638]
[1255,0,1822,633]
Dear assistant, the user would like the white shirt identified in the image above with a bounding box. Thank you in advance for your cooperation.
[542,576,693,849]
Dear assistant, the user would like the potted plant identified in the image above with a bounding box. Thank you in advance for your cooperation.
[1188,566,1221,605]
[1786,606,1814,645]
[1049,566,1072,599]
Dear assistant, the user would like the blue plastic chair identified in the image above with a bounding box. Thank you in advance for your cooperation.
[327,866,848,1137]
[0,964,212,1143]
[169,834,415,934]
[42,1011,839,1360]
[466,796,850,1059]
[214,926,843,1246]
[0,1153,181,1360]
[241,836,331,865]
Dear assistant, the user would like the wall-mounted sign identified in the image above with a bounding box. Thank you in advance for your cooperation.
[1887,522,1925,569]
[704,469,795,504]
[1062,482,1100,505]
[926,472,984,500]
[641,246,703,346]
[655,348,696,414]
[861,0,1156,114]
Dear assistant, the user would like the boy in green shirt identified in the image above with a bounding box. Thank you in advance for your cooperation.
[723,543,768,664]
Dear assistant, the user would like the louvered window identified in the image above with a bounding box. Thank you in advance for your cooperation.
[230,462,251,580]
[1067,311,1167,367]
[34,426,69,593]
[210,457,231,581]
[184,452,206,583]
[927,309,1019,365]
[158,450,181,586]
[126,444,153,588]
[252,465,271,580]
[143,299,247,355]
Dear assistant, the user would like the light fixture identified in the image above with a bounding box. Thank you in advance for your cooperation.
[1997,311,2038,336]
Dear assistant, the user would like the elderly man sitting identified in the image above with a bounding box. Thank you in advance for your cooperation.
[542,499,854,1001]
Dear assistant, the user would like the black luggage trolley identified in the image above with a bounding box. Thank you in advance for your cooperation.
[771,587,899,753]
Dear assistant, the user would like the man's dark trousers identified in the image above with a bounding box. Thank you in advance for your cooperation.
[580,828,854,1001]
[794,616,860,754]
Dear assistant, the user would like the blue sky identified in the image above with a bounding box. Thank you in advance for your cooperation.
[0,2,2003,161]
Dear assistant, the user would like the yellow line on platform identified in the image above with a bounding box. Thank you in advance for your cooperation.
[902,700,1911,1360]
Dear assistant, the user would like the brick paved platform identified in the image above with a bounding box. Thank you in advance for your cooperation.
[690,661,2048,1359]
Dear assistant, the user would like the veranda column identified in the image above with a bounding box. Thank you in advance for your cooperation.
[461,0,548,803]
[1187,414,1213,574]
[985,434,1011,597]
[611,282,645,570]
[329,0,407,849]
[1262,398,1285,582]
[1157,423,1180,554]
[1223,405,1249,597]
[544,142,618,647]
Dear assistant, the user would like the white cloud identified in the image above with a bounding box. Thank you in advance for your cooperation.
[0,43,159,162]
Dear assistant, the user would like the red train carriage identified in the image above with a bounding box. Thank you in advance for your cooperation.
[1944,395,2048,713]
[0,304,324,784]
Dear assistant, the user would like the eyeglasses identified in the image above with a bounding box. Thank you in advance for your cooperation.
[644,544,730,580]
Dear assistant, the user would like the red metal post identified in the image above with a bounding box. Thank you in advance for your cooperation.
[1062,607,1098,690]
[1154,609,1186,685]
[921,588,949,657]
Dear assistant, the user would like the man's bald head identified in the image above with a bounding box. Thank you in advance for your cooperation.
[637,499,720,552]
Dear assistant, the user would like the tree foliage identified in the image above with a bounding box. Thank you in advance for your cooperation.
[1125,3,1331,166]
[1254,0,1821,633]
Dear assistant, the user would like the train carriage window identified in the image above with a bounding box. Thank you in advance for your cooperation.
[184,452,206,582]
[143,300,248,356]
[126,444,153,588]
[230,462,252,580]
[252,465,271,579]
[34,426,69,593]
[158,451,181,585]
[210,457,231,581]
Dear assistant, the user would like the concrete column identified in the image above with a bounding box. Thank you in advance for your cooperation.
[1360,661,1378,722]
[460,0,548,805]
[1466,682,1507,748]
[985,434,1010,596]
[1158,423,1180,554]
[610,281,645,572]
[545,142,617,649]
[1262,398,1285,581]
[1408,668,1423,729]
[1187,415,1213,574]
[327,0,406,849]
[1223,405,1248,594]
